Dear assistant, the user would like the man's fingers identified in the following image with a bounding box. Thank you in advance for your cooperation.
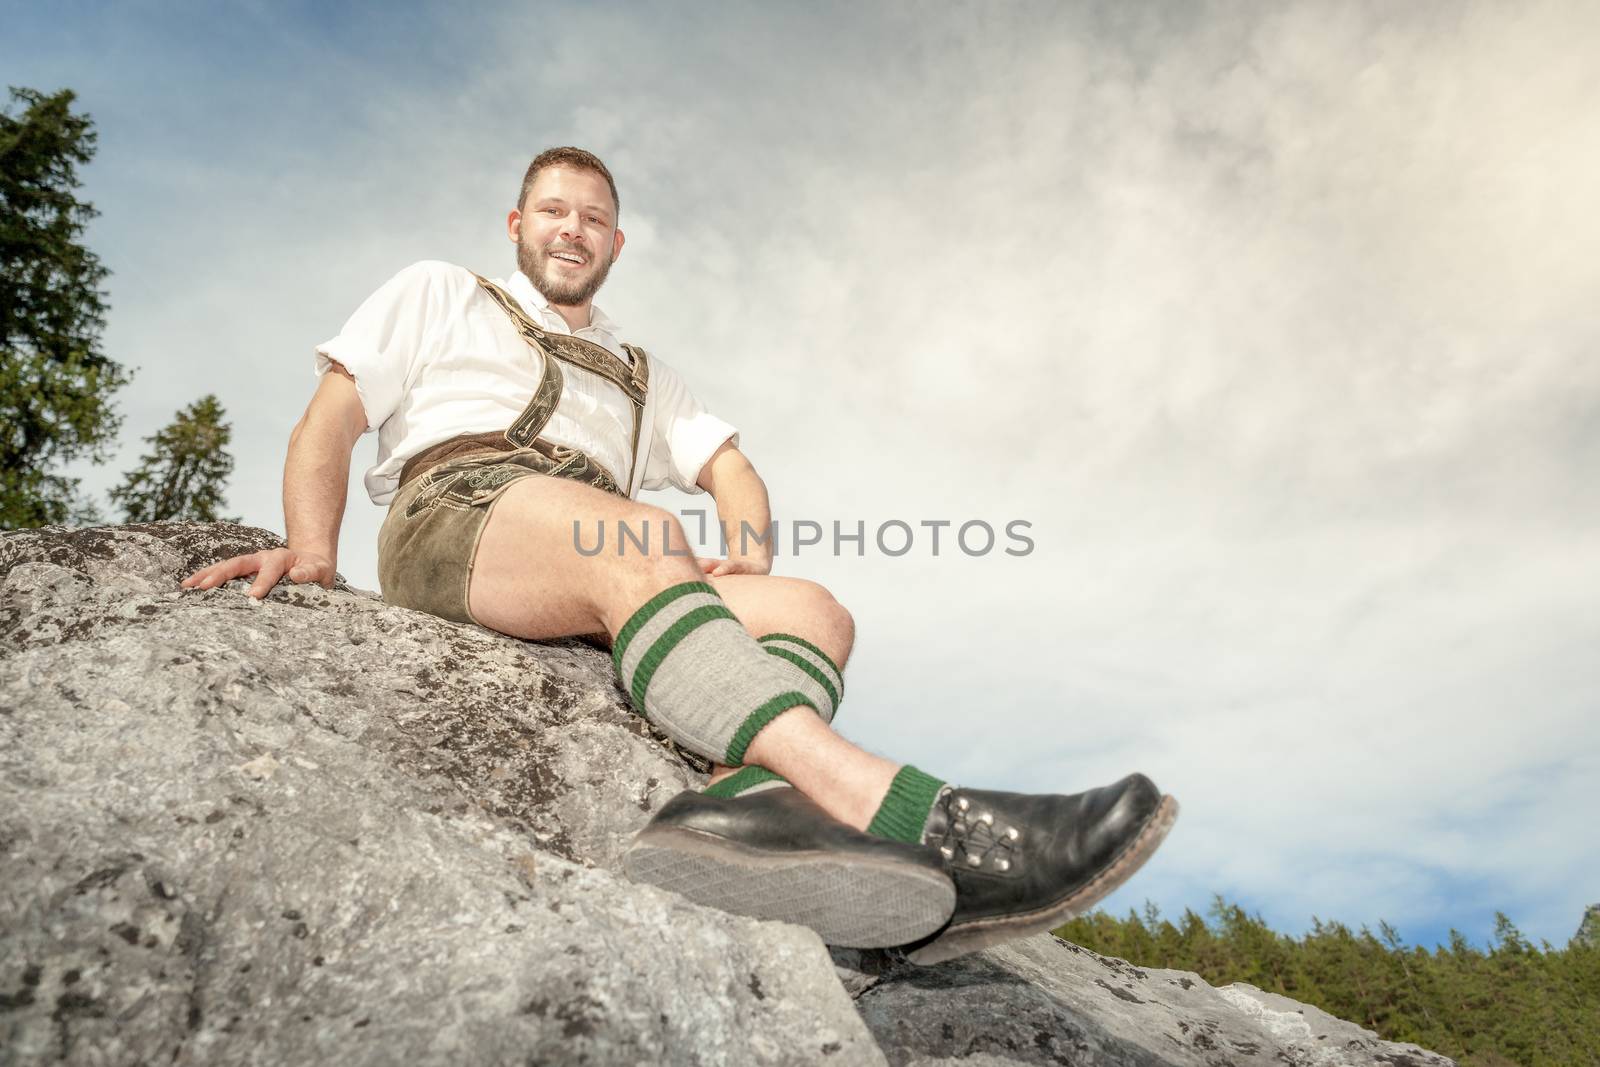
[217,556,262,583]
[182,550,327,596]
[246,556,289,600]
[183,552,267,592]
[182,560,230,587]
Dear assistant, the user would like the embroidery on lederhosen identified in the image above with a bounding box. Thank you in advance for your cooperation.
[403,276,643,518]
[618,340,652,490]
[405,455,529,517]
[472,274,651,466]
[404,446,623,519]
[540,443,623,495]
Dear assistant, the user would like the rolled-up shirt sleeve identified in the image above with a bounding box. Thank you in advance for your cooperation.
[638,356,740,494]
[313,261,451,433]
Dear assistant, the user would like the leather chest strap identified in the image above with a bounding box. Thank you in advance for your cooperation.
[396,275,658,492]
[471,273,652,474]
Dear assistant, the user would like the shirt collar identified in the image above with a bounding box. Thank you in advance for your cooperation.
[505,270,620,339]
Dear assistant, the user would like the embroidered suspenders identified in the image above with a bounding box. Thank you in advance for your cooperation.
[471,274,652,462]
[396,277,655,494]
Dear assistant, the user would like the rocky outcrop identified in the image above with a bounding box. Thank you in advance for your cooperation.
[1,523,1455,1066]
[1576,904,1600,948]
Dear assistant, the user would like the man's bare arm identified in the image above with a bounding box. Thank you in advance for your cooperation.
[282,364,367,565]
[695,440,773,576]
[181,363,368,598]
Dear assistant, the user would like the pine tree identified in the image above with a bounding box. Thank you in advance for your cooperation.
[109,395,236,522]
[1054,900,1600,1066]
[1,86,132,528]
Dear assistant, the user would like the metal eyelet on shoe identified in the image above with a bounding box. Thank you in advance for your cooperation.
[956,797,970,812]
[966,854,983,867]
[1005,827,1020,841]
[995,859,1011,872]
[978,812,993,825]
[939,846,954,859]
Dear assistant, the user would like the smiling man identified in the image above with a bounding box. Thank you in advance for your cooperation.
[518,163,620,310]
[183,147,1178,962]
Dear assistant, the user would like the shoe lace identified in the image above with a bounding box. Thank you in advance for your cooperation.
[930,790,1020,872]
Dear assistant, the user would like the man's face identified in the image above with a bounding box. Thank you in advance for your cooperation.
[510,165,623,308]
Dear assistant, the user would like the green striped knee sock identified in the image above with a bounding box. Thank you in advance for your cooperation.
[758,633,844,725]
[613,581,814,765]
[697,637,844,797]
[703,765,790,797]
[866,765,949,844]
[707,764,950,850]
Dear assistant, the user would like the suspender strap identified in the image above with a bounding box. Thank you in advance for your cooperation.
[474,275,649,402]
[471,274,651,471]
[507,348,564,448]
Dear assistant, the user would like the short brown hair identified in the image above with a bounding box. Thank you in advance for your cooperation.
[517,147,620,220]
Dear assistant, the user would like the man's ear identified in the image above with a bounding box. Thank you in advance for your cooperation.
[610,227,625,263]
[506,209,522,244]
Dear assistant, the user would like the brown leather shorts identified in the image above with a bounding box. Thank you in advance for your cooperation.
[377,441,623,625]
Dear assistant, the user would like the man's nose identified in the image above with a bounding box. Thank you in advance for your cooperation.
[560,212,586,242]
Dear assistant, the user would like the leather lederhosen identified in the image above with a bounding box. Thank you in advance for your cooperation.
[376,276,654,625]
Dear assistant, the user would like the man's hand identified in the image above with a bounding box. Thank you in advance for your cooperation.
[183,360,363,602]
[181,548,336,600]
[697,556,772,578]
[695,441,775,577]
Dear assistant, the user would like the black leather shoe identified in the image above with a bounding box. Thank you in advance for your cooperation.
[623,786,957,948]
[902,773,1178,965]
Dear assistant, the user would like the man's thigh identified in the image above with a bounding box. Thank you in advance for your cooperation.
[468,475,644,640]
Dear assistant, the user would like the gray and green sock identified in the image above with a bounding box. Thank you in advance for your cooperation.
[866,765,949,844]
[697,637,845,797]
[703,764,791,798]
[704,763,950,849]
[757,633,844,725]
[616,587,946,842]
[612,581,814,765]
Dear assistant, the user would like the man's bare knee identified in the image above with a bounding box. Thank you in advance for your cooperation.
[610,504,686,562]
[703,573,856,666]
[804,582,855,667]
[609,504,701,582]
[828,597,855,666]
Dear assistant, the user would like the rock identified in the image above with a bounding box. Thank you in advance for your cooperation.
[1575,904,1600,948]
[0,523,1457,1066]
[1,523,878,1065]
[842,937,1452,1066]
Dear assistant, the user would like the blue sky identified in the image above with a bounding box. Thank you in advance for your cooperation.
[6,0,1597,952]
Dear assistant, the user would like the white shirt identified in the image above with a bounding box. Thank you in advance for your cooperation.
[314,260,739,505]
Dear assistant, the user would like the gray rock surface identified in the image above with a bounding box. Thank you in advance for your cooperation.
[840,938,1453,1066]
[1,523,1456,1066]
[1576,903,1600,948]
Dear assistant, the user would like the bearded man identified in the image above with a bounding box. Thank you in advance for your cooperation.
[183,147,1177,963]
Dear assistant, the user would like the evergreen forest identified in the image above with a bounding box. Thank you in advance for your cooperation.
[1054,898,1599,1067]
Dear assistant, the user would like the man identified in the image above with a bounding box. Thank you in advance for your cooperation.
[183,147,1177,963]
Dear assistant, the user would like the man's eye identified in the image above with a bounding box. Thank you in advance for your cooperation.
[587,216,602,225]
[544,208,560,215]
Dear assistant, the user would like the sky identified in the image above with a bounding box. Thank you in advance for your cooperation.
[6,0,1597,951]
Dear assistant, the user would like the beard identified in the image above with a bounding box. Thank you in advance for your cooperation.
[517,231,615,308]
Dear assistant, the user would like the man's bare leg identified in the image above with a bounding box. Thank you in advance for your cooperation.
[469,474,1178,961]
[468,475,897,830]
[699,573,858,790]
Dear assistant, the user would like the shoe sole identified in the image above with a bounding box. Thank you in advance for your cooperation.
[904,793,1180,966]
[623,824,957,948]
